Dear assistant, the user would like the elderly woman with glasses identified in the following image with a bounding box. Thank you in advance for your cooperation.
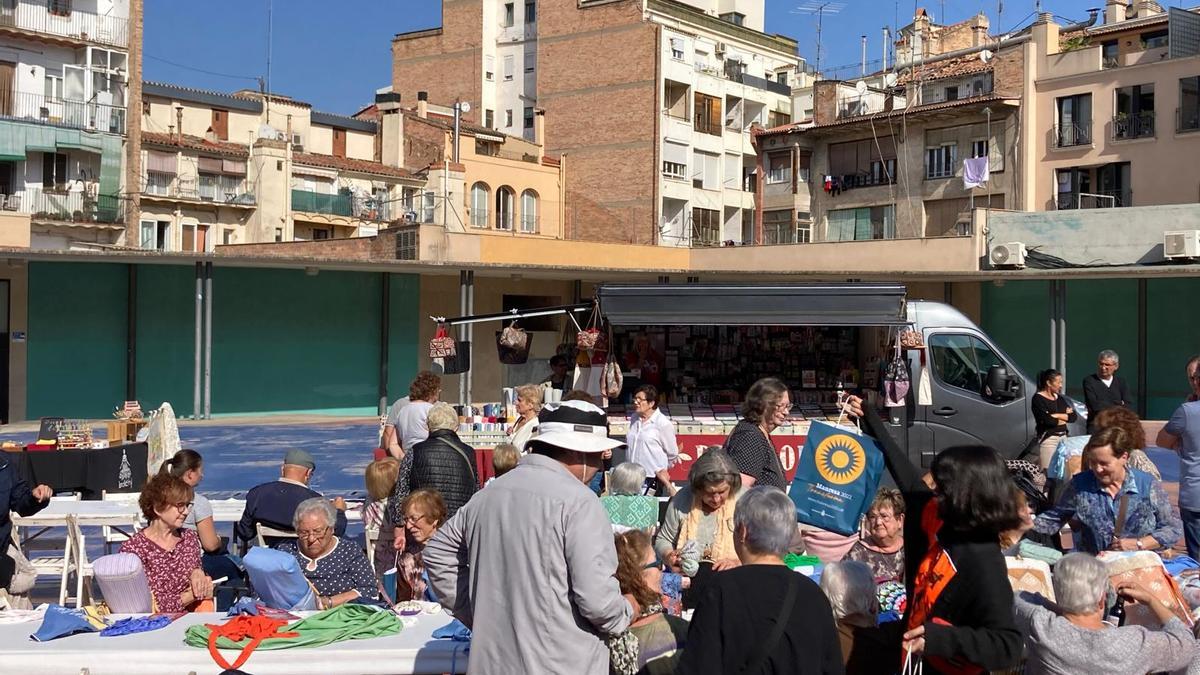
[1013,552,1197,673]
[120,473,213,613]
[678,486,843,674]
[846,487,906,583]
[655,450,743,607]
[724,377,792,490]
[627,384,680,497]
[278,497,377,610]
[394,488,447,602]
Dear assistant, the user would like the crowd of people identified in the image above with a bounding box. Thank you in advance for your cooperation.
[7,354,1200,675]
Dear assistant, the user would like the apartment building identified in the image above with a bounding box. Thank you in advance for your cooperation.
[0,0,139,250]
[392,0,799,246]
[1023,2,1200,212]
[138,81,425,250]
[754,12,1021,244]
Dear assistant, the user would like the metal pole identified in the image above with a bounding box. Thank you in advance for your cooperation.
[466,270,475,404]
[1058,282,1067,386]
[126,264,137,402]
[1048,281,1057,371]
[203,262,212,420]
[861,35,867,76]
[193,262,202,420]
[459,270,468,406]
[379,272,390,416]
[453,102,461,164]
[1137,279,1147,418]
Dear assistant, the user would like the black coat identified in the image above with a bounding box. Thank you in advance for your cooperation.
[0,455,47,559]
[409,429,479,517]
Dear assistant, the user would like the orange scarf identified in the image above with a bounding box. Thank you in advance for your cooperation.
[206,615,299,671]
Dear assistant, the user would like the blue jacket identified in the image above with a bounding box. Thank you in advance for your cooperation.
[0,454,48,557]
[234,479,347,545]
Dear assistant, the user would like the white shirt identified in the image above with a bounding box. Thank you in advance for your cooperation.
[508,416,539,454]
[1100,376,1114,387]
[395,400,434,452]
[625,408,678,478]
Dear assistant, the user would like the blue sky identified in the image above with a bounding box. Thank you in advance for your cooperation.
[144,0,1105,115]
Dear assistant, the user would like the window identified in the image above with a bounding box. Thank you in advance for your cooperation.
[139,221,170,251]
[485,55,495,81]
[275,227,283,242]
[1141,29,1168,50]
[719,12,745,26]
[181,223,212,252]
[662,141,688,179]
[505,109,514,127]
[828,137,897,186]
[1102,40,1119,68]
[44,74,63,101]
[691,150,719,190]
[944,85,959,102]
[827,205,895,241]
[470,182,490,227]
[665,80,689,119]
[796,211,812,243]
[525,0,536,23]
[503,2,515,27]
[47,0,70,16]
[41,152,68,189]
[422,191,436,222]
[776,71,788,88]
[1113,83,1155,139]
[929,334,1004,395]
[485,109,495,128]
[524,106,534,129]
[524,52,535,74]
[669,37,685,60]
[763,209,794,244]
[503,55,514,81]
[496,186,514,230]
[1181,76,1200,133]
[925,144,956,179]
[692,207,720,245]
[767,110,790,128]
[520,189,538,232]
[222,228,235,245]
[312,228,331,240]
[971,139,988,160]
[693,93,721,135]
[766,152,791,184]
[1056,93,1092,147]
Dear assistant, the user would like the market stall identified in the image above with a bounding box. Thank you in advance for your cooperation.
[15,443,148,500]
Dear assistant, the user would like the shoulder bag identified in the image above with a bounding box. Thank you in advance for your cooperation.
[738,572,799,674]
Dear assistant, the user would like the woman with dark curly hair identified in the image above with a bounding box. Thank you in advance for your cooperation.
[120,473,213,613]
[610,530,688,675]
[723,378,791,490]
[382,371,442,458]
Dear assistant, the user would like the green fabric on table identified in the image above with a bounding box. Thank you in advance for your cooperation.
[184,604,402,651]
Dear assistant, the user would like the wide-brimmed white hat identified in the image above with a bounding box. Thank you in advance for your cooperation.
[527,400,625,454]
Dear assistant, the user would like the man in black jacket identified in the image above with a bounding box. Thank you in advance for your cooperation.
[0,455,51,589]
[1082,349,1132,431]
[235,448,346,547]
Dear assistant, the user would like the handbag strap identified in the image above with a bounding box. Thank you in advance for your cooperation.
[739,572,799,674]
[1114,493,1130,539]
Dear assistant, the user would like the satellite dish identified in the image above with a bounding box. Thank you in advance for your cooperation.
[459,101,472,113]
[855,80,868,95]
[979,49,994,63]
[884,73,898,88]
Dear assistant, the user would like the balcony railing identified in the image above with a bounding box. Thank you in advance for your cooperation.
[292,189,392,222]
[1113,111,1155,140]
[143,175,255,205]
[0,90,126,133]
[1179,107,1200,134]
[1055,121,1092,147]
[0,1,128,48]
[1056,190,1131,209]
[7,186,123,223]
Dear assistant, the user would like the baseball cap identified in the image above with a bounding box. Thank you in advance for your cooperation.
[283,448,316,471]
[528,400,624,455]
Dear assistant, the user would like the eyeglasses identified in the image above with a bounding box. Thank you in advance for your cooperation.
[774,402,794,412]
[296,526,330,540]
[403,513,429,525]
[171,501,194,511]
[633,396,649,404]
[866,512,896,522]
[642,557,661,570]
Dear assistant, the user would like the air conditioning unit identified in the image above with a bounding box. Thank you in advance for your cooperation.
[291,133,304,153]
[1164,230,1200,259]
[989,241,1027,268]
[715,42,727,54]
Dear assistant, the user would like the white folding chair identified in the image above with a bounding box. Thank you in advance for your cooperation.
[100,490,143,554]
[16,519,75,606]
[255,523,299,548]
[364,525,380,569]
[67,518,94,608]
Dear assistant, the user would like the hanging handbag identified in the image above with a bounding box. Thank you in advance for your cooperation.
[576,303,600,351]
[602,323,623,400]
[497,331,532,365]
[429,322,457,359]
[442,340,471,375]
[499,320,528,349]
[883,340,910,407]
[900,327,925,349]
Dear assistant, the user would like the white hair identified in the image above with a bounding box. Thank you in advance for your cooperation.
[820,560,879,621]
[609,462,646,496]
[733,486,796,558]
[293,496,337,531]
[426,402,459,433]
[1098,349,1120,365]
[1052,552,1109,615]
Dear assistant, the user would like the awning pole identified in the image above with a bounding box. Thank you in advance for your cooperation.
[458,270,467,406]
[379,272,390,416]
[466,270,475,404]
[203,262,213,420]
[193,262,202,420]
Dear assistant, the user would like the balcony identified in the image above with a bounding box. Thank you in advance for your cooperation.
[143,175,255,206]
[1054,121,1092,148]
[1056,190,1131,210]
[0,2,128,48]
[292,189,393,222]
[0,90,126,134]
[1113,111,1155,140]
[722,62,790,96]
[1179,107,1200,134]
[8,186,123,223]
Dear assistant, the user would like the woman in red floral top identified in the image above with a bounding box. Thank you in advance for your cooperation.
[120,473,213,613]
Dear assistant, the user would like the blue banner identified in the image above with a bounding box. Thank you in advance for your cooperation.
[790,420,884,536]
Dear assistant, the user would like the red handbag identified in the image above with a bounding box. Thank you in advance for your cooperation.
[429,322,456,359]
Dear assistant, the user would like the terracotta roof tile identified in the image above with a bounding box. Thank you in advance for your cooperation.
[141,132,250,157]
[291,151,417,180]
[896,53,992,86]
[807,94,1016,129]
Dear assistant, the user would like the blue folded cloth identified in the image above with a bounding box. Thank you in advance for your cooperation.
[432,618,472,641]
[100,615,174,637]
[1165,555,1200,578]
[31,605,105,642]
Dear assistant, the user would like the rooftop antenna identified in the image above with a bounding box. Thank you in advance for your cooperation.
[265,0,273,125]
[792,0,847,74]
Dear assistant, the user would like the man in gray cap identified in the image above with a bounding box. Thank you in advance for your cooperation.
[235,448,347,547]
[423,400,635,675]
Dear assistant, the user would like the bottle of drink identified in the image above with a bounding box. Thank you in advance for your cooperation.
[1109,595,1126,626]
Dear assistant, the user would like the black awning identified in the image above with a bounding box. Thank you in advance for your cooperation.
[596,283,908,326]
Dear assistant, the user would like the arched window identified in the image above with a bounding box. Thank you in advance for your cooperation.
[520,189,538,233]
[496,186,514,231]
[470,182,490,228]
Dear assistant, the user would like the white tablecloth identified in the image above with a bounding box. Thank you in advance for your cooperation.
[0,610,468,674]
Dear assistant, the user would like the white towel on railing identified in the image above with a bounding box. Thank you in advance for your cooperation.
[963,156,989,189]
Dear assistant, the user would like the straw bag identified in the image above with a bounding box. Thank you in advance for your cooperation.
[900,328,925,349]
[429,322,456,359]
[574,303,600,351]
[499,320,528,349]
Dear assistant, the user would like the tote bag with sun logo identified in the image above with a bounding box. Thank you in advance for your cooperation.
[789,420,884,536]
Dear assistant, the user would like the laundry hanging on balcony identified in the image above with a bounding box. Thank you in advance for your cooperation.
[962,156,989,189]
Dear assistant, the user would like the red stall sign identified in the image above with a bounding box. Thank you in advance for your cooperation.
[668,434,808,482]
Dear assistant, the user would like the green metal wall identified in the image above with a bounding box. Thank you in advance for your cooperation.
[26,262,421,420]
[980,280,1050,382]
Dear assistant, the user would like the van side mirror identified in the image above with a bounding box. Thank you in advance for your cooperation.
[983,364,1021,401]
